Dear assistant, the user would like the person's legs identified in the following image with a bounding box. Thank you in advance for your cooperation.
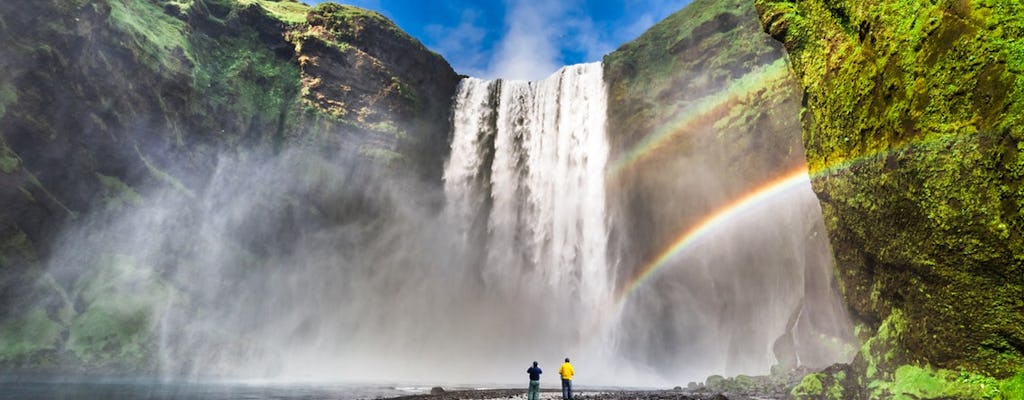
[561,379,569,400]
[567,379,573,400]
[529,380,539,400]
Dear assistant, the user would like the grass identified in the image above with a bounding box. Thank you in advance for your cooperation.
[237,0,309,24]
[106,0,191,74]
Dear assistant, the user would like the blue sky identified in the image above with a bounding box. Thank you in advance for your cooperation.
[304,0,693,80]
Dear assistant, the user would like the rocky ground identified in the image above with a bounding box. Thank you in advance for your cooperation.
[385,388,775,400]
[385,369,813,400]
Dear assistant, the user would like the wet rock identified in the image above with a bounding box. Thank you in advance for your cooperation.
[430,387,445,395]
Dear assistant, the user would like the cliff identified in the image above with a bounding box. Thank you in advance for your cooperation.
[756,0,1024,398]
[603,0,853,376]
[0,0,457,372]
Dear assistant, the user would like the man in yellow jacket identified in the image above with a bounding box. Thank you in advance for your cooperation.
[558,357,574,400]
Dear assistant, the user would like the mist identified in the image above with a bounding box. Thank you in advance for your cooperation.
[26,60,851,390]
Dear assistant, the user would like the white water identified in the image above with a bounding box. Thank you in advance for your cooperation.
[442,62,854,384]
[444,62,613,355]
[24,62,854,388]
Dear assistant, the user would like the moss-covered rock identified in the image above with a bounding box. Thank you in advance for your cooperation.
[0,0,458,373]
[604,0,852,373]
[66,254,176,372]
[755,0,1024,387]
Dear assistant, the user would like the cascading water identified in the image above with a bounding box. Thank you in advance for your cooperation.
[444,63,612,337]
[443,62,853,384]
[22,61,852,388]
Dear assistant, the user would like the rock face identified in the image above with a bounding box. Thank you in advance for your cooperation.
[0,0,457,371]
[755,0,1024,393]
[603,0,852,375]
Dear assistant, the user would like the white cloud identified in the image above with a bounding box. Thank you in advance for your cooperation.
[485,0,568,80]
[423,9,490,77]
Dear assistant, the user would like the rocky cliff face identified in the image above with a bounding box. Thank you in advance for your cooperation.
[0,0,457,372]
[756,0,1024,397]
[603,0,853,375]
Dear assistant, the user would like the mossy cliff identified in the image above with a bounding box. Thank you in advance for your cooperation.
[603,0,852,374]
[0,0,457,373]
[755,0,1024,397]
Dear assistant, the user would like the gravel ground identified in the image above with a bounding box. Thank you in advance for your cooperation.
[383,387,784,400]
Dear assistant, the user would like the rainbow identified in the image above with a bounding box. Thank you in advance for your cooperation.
[610,129,976,307]
[612,166,813,304]
[606,60,790,180]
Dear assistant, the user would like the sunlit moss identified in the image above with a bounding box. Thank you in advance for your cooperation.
[791,373,825,398]
[756,0,1024,379]
[237,0,309,24]
[107,0,192,73]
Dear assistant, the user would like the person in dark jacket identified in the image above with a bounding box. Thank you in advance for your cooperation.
[527,361,543,400]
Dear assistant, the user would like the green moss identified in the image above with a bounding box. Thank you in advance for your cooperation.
[867,365,1005,400]
[307,2,408,39]
[136,147,195,199]
[358,145,405,166]
[95,173,142,211]
[792,373,825,397]
[0,143,19,174]
[187,22,302,144]
[1001,372,1024,399]
[757,0,1024,379]
[107,0,191,74]
[0,307,62,364]
[0,228,36,266]
[0,79,17,120]
[68,254,175,369]
[859,309,906,380]
[237,0,309,24]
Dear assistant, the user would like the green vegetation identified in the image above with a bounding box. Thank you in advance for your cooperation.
[136,147,196,199]
[95,173,142,211]
[188,28,302,142]
[307,2,411,41]
[359,145,405,166]
[868,366,1007,399]
[0,229,36,265]
[67,254,174,369]
[0,308,62,365]
[0,142,20,174]
[754,0,1024,382]
[0,0,455,373]
[604,0,787,148]
[0,79,17,120]
[791,373,825,398]
[107,0,191,73]
[237,0,309,24]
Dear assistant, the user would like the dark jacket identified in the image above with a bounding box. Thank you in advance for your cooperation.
[527,366,542,381]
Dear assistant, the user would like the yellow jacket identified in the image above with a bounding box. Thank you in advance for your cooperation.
[559,362,575,380]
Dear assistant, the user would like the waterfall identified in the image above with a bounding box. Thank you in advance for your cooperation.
[443,62,853,383]
[444,62,612,338]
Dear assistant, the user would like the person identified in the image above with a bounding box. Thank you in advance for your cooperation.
[526,361,542,400]
[558,357,574,400]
